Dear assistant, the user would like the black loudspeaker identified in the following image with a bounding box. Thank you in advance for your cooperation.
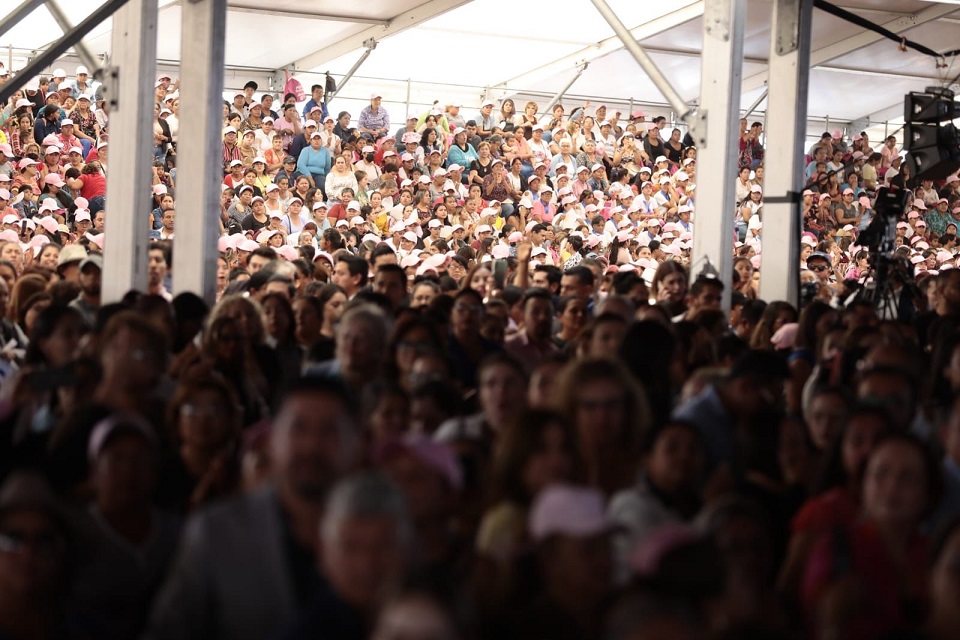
[904,123,960,182]
[903,88,960,183]
[905,91,957,124]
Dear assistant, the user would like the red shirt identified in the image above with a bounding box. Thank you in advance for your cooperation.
[802,520,928,640]
[328,203,348,222]
[79,173,107,199]
[791,487,858,535]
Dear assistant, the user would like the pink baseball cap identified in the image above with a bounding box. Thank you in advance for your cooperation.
[43,173,65,187]
[377,435,462,489]
[529,484,615,542]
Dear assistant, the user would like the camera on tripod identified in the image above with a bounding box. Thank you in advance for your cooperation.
[850,186,919,320]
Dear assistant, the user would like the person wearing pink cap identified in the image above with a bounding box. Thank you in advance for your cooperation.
[508,483,615,639]
[833,188,860,227]
[13,157,41,196]
[56,119,84,159]
[359,92,390,141]
[38,171,74,214]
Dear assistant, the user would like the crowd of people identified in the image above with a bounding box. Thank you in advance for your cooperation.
[0,64,958,640]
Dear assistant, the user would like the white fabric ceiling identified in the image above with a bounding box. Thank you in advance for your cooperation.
[2,0,958,141]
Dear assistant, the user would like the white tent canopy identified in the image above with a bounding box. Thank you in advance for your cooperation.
[2,0,959,143]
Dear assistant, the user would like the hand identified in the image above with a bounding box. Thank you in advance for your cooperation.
[516,241,532,262]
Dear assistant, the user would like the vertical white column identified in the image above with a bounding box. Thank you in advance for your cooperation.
[690,0,745,312]
[172,0,226,303]
[759,0,813,304]
[102,0,157,301]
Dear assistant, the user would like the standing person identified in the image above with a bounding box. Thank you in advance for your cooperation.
[301,84,328,121]
[146,377,362,640]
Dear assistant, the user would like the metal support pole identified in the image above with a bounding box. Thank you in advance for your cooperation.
[405,78,411,118]
[743,88,768,119]
[172,0,226,303]
[0,0,46,41]
[0,0,131,106]
[759,0,813,305]
[46,0,103,80]
[591,0,692,121]
[691,0,745,313]
[327,38,376,101]
[102,0,157,302]
[540,62,588,118]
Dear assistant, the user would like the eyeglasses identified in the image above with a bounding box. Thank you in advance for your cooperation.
[809,265,830,272]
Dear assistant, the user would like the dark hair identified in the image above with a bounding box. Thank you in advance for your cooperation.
[563,265,593,286]
[620,320,677,426]
[338,255,369,287]
[814,404,895,494]
[376,262,405,284]
[282,374,358,417]
[18,291,53,329]
[315,283,347,325]
[150,240,173,269]
[260,292,296,344]
[370,243,396,264]
[794,300,834,351]
[689,276,724,297]
[25,304,88,365]
[534,264,561,289]
[651,261,688,297]
[249,246,276,263]
[641,419,701,454]
[489,409,580,506]
[749,300,798,350]
[322,228,344,251]
[167,371,242,446]
[386,316,446,379]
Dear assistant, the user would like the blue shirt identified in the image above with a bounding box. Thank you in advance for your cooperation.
[447,143,478,171]
[301,98,328,121]
[297,146,331,182]
[33,116,60,145]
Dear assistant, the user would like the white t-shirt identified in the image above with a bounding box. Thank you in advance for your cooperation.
[529,139,551,165]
